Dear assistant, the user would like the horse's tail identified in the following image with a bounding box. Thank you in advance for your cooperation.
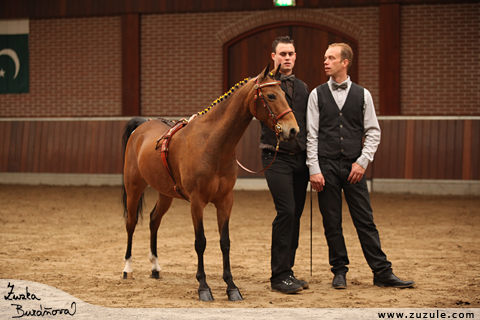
[121,117,148,220]
[122,117,148,152]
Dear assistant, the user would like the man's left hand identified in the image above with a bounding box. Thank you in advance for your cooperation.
[348,162,365,184]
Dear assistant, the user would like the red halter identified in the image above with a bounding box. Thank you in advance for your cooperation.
[253,77,293,134]
[237,77,294,174]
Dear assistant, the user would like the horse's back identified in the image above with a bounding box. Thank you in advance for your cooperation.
[124,119,172,174]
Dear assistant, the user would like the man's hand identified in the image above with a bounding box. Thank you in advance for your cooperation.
[348,162,365,184]
[310,173,325,192]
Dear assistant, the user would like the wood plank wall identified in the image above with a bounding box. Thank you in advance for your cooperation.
[2,0,467,20]
[0,119,127,174]
[0,118,479,180]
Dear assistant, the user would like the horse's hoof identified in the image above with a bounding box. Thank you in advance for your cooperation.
[150,270,161,279]
[227,288,243,301]
[123,272,133,279]
[198,289,214,301]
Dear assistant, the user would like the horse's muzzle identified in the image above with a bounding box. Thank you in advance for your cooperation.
[278,125,299,142]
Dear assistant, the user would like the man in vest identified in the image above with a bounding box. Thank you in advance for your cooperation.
[306,43,414,289]
[261,36,310,294]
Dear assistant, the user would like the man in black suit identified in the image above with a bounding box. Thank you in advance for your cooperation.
[261,36,310,294]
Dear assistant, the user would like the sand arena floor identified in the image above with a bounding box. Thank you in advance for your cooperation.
[0,185,478,309]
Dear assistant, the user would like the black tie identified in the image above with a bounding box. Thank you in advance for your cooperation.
[280,74,295,81]
[332,82,348,90]
[280,74,295,97]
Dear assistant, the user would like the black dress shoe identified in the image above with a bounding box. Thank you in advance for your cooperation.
[271,278,303,294]
[374,273,415,288]
[332,274,347,289]
[288,275,309,289]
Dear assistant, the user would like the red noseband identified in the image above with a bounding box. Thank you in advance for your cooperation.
[253,77,293,133]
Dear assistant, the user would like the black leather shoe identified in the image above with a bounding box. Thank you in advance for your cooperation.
[271,278,303,294]
[374,273,415,288]
[332,274,347,289]
[289,275,309,289]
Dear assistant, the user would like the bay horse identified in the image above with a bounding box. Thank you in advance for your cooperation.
[121,64,299,301]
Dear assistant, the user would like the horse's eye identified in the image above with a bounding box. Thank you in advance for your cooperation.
[267,94,276,100]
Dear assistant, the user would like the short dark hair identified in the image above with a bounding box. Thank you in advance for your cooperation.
[272,36,294,54]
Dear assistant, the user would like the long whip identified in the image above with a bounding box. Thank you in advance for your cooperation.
[310,183,313,277]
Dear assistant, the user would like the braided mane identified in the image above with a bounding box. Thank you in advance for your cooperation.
[196,78,250,116]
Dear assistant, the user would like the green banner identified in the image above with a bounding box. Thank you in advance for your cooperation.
[0,34,29,93]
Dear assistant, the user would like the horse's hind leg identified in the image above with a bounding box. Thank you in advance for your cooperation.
[190,199,214,301]
[149,193,173,279]
[123,180,147,279]
[215,192,243,301]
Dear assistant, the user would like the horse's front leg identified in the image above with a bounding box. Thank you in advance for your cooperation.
[216,194,243,301]
[191,200,214,301]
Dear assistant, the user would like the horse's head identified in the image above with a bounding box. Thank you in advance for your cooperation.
[250,64,299,142]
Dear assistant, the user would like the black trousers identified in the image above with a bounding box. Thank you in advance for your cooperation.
[318,157,392,275]
[262,150,310,282]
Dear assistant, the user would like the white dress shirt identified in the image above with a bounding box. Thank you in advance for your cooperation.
[306,76,381,176]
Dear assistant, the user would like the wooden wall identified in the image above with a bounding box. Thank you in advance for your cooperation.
[0,119,126,174]
[1,0,471,19]
[1,118,479,180]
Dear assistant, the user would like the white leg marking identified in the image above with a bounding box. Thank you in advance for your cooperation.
[123,257,133,273]
[149,252,162,272]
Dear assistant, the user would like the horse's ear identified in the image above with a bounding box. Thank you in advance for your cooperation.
[274,64,281,78]
[263,63,271,79]
[258,63,271,82]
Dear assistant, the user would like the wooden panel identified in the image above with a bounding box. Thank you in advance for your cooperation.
[76,121,87,174]
[19,122,29,172]
[452,120,464,179]
[420,120,431,179]
[462,120,472,179]
[437,120,448,178]
[404,120,415,179]
[32,122,43,173]
[65,121,75,173]
[379,3,400,115]
[373,119,391,178]
[122,14,141,116]
[444,121,456,179]
[51,121,62,173]
[428,120,440,179]
[7,122,23,172]
[376,120,406,179]
[25,121,37,172]
[0,122,6,172]
[88,121,99,174]
[1,0,474,19]
[0,118,478,182]
[412,120,423,179]
[396,120,407,178]
[472,120,480,180]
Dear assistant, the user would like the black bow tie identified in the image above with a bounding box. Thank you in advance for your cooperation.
[332,82,348,90]
[280,74,295,81]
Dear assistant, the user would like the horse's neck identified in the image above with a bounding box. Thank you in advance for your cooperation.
[195,83,254,155]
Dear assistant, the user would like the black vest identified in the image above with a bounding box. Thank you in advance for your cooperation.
[315,82,364,159]
[260,76,309,153]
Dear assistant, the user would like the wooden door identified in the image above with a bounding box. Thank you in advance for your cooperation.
[225,23,358,92]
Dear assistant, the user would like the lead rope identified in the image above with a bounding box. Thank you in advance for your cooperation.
[237,76,291,174]
[236,137,280,174]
